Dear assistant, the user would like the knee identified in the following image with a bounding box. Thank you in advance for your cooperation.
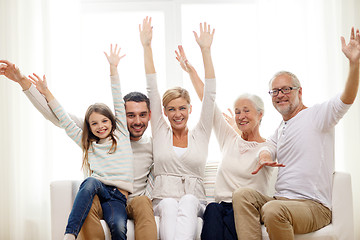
[232,187,257,204]
[179,194,199,205]
[80,177,100,191]
[261,201,288,224]
[204,202,220,214]
[159,198,178,213]
[128,196,153,218]
[131,195,152,209]
[203,202,221,219]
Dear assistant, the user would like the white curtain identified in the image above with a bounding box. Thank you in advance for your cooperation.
[0,0,359,239]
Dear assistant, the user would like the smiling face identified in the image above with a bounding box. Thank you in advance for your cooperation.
[125,101,151,141]
[271,73,302,120]
[164,97,192,131]
[88,112,113,139]
[234,98,263,134]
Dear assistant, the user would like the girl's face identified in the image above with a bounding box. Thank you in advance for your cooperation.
[234,98,262,134]
[164,97,192,131]
[88,112,113,139]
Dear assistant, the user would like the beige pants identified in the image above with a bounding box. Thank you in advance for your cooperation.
[232,188,332,240]
[78,195,157,240]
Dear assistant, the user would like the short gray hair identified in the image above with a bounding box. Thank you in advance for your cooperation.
[269,71,301,90]
[234,93,265,116]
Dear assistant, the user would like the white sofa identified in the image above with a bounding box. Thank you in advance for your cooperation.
[50,162,354,240]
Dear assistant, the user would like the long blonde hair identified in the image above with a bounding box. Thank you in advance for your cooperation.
[81,103,117,176]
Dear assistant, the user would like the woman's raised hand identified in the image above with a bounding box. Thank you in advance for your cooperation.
[104,44,126,68]
[139,16,153,47]
[193,22,215,50]
[175,45,195,73]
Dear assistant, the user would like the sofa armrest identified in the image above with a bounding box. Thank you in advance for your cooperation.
[332,172,354,240]
[50,180,81,240]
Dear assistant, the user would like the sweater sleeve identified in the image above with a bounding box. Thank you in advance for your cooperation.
[24,84,84,128]
[195,78,216,139]
[146,73,168,136]
[48,99,83,148]
[110,74,129,137]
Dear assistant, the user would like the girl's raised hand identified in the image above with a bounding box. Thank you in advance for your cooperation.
[193,22,215,50]
[28,73,54,101]
[104,44,126,67]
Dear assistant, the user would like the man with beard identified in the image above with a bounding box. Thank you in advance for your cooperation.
[232,27,360,240]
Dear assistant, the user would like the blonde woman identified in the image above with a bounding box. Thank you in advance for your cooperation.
[139,16,216,239]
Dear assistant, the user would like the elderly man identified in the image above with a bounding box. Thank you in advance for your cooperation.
[0,60,157,240]
[232,27,360,240]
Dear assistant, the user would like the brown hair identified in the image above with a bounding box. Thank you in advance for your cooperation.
[81,103,117,176]
[162,87,191,108]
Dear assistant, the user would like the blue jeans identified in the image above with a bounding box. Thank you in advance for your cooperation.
[65,177,128,240]
[201,202,237,240]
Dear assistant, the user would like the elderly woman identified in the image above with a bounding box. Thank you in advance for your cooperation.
[175,46,284,240]
[139,17,216,240]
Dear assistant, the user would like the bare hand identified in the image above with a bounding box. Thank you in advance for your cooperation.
[341,27,360,64]
[252,151,285,175]
[175,45,195,73]
[222,108,241,134]
[139,16,153,47]
[0,60,27,83]
[193,22,215,50]
[104,44,126,67]
[28,73,48,95]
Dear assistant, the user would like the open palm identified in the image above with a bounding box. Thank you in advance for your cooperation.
[341,27,360,63]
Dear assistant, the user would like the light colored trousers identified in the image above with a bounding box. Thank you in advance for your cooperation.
[78,195,157,240]
[153,194,206,240]
[232,188,331,240]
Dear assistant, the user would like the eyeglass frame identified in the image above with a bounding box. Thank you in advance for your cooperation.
[268,86,300,97]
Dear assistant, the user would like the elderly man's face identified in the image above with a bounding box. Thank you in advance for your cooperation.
[270,74,301,119]
[125,101,151,141]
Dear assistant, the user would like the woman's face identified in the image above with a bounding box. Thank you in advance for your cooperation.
[88,112,113,139]
[234,98,262,134]
[164,97,192,131]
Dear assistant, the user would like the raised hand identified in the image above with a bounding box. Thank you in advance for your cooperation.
[0,60,31,89]
[251,151,285,175]
[341,27,360,64]
[104,44,126,68]
[175,45,196,73]
[139,16,153,47]
[28,73,54,102]
[193,22,215,50]
[222,108,241,135]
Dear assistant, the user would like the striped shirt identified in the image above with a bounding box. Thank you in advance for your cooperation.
[48,75,134,193]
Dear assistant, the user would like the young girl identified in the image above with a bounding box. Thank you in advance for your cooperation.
[29,44,133,240]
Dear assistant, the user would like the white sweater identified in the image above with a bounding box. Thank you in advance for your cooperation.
[213,104,274,203]
[146,73,216,202]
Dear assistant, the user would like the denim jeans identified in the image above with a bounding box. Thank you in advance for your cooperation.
[201,202,237,240]
[65,177,128,240]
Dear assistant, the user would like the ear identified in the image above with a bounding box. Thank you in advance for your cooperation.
[298,87,303,101]
[148,110,151,121]
[163,107,168,117]
[189,104,192,114]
